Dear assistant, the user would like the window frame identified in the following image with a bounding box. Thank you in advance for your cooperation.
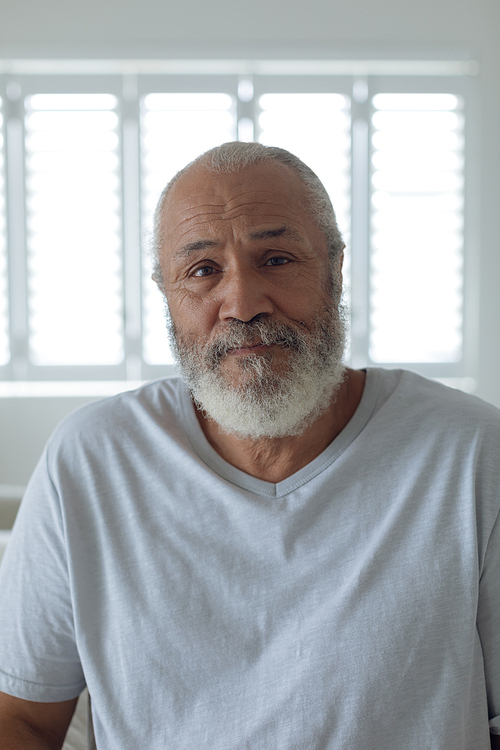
[0,62,479,385]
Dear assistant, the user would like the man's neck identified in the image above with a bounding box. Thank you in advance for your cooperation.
[195,368,366,483]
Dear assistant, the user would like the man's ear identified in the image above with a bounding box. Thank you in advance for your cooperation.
[338,247,344,275]
[152,268,166,297]
[332,246,344,282]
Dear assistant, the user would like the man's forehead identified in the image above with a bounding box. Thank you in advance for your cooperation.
[161,162,313,239]
[169,160,306,206]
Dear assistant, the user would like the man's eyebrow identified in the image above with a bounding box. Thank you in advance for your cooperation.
[248,225,302,242]
[173,239,219,260]
[173,225,302,260]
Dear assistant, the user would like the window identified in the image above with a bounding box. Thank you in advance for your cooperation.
[25,94,123,366]
[0,60,478,385]
[369,93,464,364]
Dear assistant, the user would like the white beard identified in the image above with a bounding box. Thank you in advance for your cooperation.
[166,302,346,440]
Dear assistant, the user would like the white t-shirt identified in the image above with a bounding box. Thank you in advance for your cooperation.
[0,368,499,749]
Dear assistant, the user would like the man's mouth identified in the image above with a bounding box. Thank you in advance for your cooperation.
[205,324,302,366]
[227,342,273,356]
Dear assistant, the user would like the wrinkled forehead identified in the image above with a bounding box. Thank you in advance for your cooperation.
[159,162,318,247]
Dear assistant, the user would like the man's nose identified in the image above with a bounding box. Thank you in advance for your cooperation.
[218,269,275,323]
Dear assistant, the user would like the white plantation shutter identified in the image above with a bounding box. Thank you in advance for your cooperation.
[0,100,8,365]
[369,93,464,363]
[0,70,474,384]
[24,93,123,365]
[140,93,236,365]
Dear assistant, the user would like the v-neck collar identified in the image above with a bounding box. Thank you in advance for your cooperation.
[178,369,382,498]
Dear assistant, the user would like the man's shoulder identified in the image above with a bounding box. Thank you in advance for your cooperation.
[47,377,189,449]
[379,367,500,435]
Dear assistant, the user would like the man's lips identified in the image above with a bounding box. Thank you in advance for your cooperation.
[227,342,274,356]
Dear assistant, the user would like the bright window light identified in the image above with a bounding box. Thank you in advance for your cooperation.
[24,94,123,366]
[369,93,464,363]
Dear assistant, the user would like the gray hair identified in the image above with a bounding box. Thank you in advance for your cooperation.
[151,141,345,294]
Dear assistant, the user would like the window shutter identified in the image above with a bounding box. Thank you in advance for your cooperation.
[24,93,123,365]
[369,93,464,363]
[0,71,473,384]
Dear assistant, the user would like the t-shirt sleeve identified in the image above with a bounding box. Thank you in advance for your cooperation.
[0,446,85,702]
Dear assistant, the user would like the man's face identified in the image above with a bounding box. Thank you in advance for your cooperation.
[158,161,346,438]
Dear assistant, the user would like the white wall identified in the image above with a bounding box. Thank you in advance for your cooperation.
[0,0,499,493]
[0,0,497,57]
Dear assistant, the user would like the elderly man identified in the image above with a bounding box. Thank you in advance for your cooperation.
[0,142,499,749]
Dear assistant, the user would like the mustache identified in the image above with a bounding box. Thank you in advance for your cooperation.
[204,319,306,366]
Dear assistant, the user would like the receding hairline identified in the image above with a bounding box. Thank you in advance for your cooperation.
[160,155,308,209]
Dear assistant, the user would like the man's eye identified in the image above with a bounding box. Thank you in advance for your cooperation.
[192,266,216,277]
[265,257,290,267]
